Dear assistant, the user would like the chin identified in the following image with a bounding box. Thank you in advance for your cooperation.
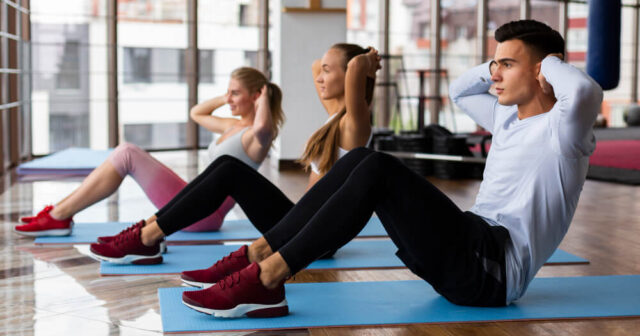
[498,97,514,106]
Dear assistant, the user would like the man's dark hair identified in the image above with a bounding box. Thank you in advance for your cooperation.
[495,20,565,60]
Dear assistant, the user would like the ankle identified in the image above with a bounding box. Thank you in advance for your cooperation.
[247,245,260,263]
[140,230,157,247]
[258,266,282,290]
[145,215,156,225]
[257,253,290,289]
[248,239,273,263]
[49,205,70,220]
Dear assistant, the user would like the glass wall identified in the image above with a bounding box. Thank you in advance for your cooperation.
[347,0,479,132]
[116,0,188,150]
[441,0,478,132]
[487,0,519,59]
[531,0,560,31]
[30,0,108,155]
[25,0,640,159]
[196,0,260,149]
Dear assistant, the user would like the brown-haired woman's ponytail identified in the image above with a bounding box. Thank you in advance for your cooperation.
[298,109,346,175]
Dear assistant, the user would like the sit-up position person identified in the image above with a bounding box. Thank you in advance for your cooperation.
[87,44,379,265]
[15,67,284,237]
[178,19,602,318]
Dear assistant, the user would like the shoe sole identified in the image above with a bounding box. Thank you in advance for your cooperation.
[182,299,289,318]
[97,239,168,254]
[13,227,72,237]
[89,250,163,265]
[180,278,214,289]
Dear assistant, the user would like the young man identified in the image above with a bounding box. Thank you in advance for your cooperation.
[179,20,603,318]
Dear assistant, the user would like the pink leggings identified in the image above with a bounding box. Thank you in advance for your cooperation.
[108,143,235,232]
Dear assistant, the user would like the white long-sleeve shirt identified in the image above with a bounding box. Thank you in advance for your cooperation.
[449,56,603,304]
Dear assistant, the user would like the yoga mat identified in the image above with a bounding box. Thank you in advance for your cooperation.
[100,242,587,275]
[158,275,640,332]
[17,148,113,175]
[34,218,388,245]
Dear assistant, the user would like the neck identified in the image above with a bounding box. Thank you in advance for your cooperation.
[239,110,255,127]
[329,97,346,116]
[517,92,556,120]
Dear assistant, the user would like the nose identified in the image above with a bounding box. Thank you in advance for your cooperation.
[225,93,233,104]
[490,68,501,83]
[315,74,323,84]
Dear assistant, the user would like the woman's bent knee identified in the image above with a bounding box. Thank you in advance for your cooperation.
[109,142,146,177]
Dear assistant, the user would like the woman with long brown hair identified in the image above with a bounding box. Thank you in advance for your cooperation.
[87,43,380,266]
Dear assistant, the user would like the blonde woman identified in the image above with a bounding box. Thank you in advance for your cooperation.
[88,43,379,267]
[16,67,284,238]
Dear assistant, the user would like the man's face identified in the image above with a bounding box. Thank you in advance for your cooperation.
[490,39,541,106]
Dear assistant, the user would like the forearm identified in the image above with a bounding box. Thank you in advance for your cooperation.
[253,105,272,132]
[449,62,497,130]
[344,57,370,117]
[449,62,493,102]
[542,56,603,156]
[365,77,375,106]
[541,56,603,121]
[190,95,226,118]
[252,96,274,146]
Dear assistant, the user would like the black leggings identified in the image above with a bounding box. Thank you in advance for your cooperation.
[155,155,294,235]
[263,147,510,307]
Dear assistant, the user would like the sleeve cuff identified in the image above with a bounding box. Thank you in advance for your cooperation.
[478,61,493,83]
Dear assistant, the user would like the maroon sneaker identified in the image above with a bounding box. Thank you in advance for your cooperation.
[14,208,73,237]
[97,220,167,253]
[20,205,54,223]
[181,245,250,288]
[182,262,288,318]
[89,225,162,265]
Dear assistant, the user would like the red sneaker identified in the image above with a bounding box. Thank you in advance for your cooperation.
[182,262,288,318]
[89,225,162,265]
[14,208,73,237]
[20,205,54,223]
[97,220,167,253]
[181,245,250,288]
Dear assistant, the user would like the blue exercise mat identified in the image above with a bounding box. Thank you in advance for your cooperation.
[100,241,587,275]
[34,217,388,245]
[17,148,112,175]
[158,275,640,332]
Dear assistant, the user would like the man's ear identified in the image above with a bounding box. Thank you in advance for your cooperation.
[535,60,542,76]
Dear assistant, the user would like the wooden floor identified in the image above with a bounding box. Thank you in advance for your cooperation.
[1,150,639,335]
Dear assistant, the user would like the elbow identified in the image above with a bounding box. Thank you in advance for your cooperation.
[189,106,198,120]
[312,59,321,72]
[574,80,603,106]
[254,122,273,145]
[256,129,273,147]
[449,82,462,104]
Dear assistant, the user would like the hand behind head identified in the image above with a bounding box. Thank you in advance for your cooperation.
[547,52,564,61]
[365,47,382,78]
